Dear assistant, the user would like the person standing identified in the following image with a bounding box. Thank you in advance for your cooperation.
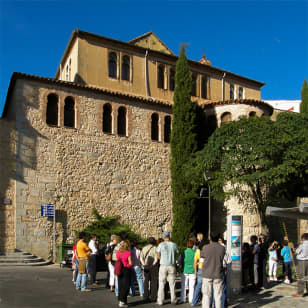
[140,237,158,303]
[76,232,92,292]
[116,240,132,308]
[200,234,225,308]
[281,240,292,284]
[258,235,269,289]
[105,235,121,292]
[268,241,279,281]
[191,240,207,306]
[156,231,179,306]
[180,239,196,304]
[130,240,144,297]
[292,233,308,297]
[72,238,79,285]
[250,235,259,287]
[88,234,99,286]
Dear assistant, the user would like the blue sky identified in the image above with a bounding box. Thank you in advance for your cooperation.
[0,0,307,116]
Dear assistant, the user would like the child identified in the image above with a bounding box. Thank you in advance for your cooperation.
[281,240,292,284]
[268,241,279,281]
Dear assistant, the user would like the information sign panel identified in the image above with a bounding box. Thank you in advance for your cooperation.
[41,204,55,217]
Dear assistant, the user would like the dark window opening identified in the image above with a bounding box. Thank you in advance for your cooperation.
[164,116,171,143]
[239,87,243,99]
[169,68,175,91]
[117,106,127,136]
[157,65,164,89]
[221,112,232,123]
[191,73,197,97]
[46,94,58,126]
[151,113,159,141]
[121,55,130,81]
[103,104,112,133]
[64,96,75,128]
[249,111,256,117]
[230,84,234,100]
[109,52,117,78]
[201,76,207,99]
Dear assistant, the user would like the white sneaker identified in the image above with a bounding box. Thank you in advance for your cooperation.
[118,302,128,308]
[274,277,278,281]
[269,277,273,281]
[284,279,290,284]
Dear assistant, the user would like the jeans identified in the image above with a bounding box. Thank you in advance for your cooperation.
[157,265,177,305]
[130,266,144,296]
[202,278,223,308]
[192,269,202,306]
[76,261,89,290]
[181,273,196,303]
[73,259,79,282]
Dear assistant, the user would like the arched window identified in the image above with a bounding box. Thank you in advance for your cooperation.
[249,111,256,117]
[221,112,232,123]
[157,65,164,89]
[46,93,58,126]
[121,55,130,81]
[109,52,117,79]
[117,106,127,136]
[164,116,171,143]
[201,76,207,99]
[230,84,234,100]
[169,68,175,91]
[151,113,159,141]
[103,103,112,133]
[191,73,197,97]
[64,96,75,128]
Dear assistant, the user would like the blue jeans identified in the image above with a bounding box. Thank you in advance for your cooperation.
[74,259,79,282]
[76,261,89,290]
[130,266,144,296]
[192,269,202,306]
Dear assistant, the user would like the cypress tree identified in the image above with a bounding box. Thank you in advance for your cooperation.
[300,79,308,114]
[170,46,198,247]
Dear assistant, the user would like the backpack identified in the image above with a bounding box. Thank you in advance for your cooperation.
[114,257,124,276]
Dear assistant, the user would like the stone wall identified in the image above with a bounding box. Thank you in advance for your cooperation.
[10,79,173,259]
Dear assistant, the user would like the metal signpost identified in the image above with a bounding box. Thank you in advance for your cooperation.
[41,204,55,263]
[227,215,243,297]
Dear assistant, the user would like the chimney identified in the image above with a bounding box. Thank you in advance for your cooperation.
[200,55,211,66]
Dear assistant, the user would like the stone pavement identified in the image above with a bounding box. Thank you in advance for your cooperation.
[0,264,307,308]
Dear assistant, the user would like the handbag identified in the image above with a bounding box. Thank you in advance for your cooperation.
[114,256,124,276]
[143,246,154,272]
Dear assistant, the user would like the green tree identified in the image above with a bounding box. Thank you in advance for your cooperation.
[170,46,199,247]
[300,79,308,114]
[188,114,308,226]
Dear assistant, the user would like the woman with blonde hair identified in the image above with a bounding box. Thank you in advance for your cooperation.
[116,240,132,308]
[268,241,279,281]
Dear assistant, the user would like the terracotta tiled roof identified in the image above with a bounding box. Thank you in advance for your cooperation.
[2,72,172,117]
[200,98,274,112]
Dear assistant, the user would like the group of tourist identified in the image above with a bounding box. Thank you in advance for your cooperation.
[71,230,308,307]
[242,233,308,298]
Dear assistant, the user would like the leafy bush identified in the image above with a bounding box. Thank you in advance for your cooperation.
[75,208,147,247]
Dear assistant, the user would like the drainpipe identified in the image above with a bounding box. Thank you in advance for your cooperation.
[222,72,226,101]
[145,50,150,97]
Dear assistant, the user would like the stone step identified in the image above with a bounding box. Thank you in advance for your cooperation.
[0,256,44,263]
[0,250,50,266]
[0,260,51,266]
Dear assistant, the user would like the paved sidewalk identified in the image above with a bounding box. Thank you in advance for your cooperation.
[0,264,307,307]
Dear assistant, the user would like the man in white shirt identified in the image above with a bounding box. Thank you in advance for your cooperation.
[88,234,99,286]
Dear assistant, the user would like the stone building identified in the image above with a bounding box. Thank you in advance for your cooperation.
[0,29,274,259]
